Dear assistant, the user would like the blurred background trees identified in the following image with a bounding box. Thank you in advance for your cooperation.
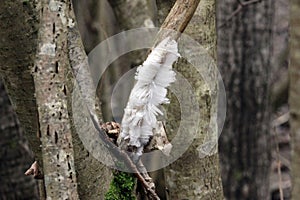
[0,80,39,199]
[217,1,273,199]
[0,0,296,199]
[217,0,291,199]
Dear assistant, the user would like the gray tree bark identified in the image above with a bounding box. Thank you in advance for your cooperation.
[0,0,112,199]
[0,0,43,173]
[217,0,273,199]
[32,0,80,198]
[157,0,225,199]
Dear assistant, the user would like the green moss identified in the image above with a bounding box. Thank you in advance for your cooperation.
[104,171,136,200]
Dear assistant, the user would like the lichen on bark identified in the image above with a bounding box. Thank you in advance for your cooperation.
[32,0,79,198]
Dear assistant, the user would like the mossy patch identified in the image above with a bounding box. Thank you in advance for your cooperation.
[105,171,136,200]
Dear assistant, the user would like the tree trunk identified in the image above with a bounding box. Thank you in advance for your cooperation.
[0,0,43,173]
[157,0,225,199]
[0,80,39,199]
[0,0,112,199]
[217,0,273,199]
[32,0,80,198]
[289,1,300,199]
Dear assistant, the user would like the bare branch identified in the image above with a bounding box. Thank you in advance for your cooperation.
[237,0,261,6]
[89,112,160,200]
[273,125,285,200]
[156,0,200,41]
[161,0,200,32]
[25,161,43,179]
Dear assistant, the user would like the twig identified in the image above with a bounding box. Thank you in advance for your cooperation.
[121,151,159,199]
[155,0,200,43]
[161,0,200,32]
[273,124,284,200]
[89,112,160,200]
[218,0,261,28]
[237,0,260,6]
[272,112,289,127]
[25,161,43,179]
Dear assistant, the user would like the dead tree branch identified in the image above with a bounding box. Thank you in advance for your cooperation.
[89,112,160,199]
[156,0,200,42]
[272,115,288,200]
[24,161,43,179]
